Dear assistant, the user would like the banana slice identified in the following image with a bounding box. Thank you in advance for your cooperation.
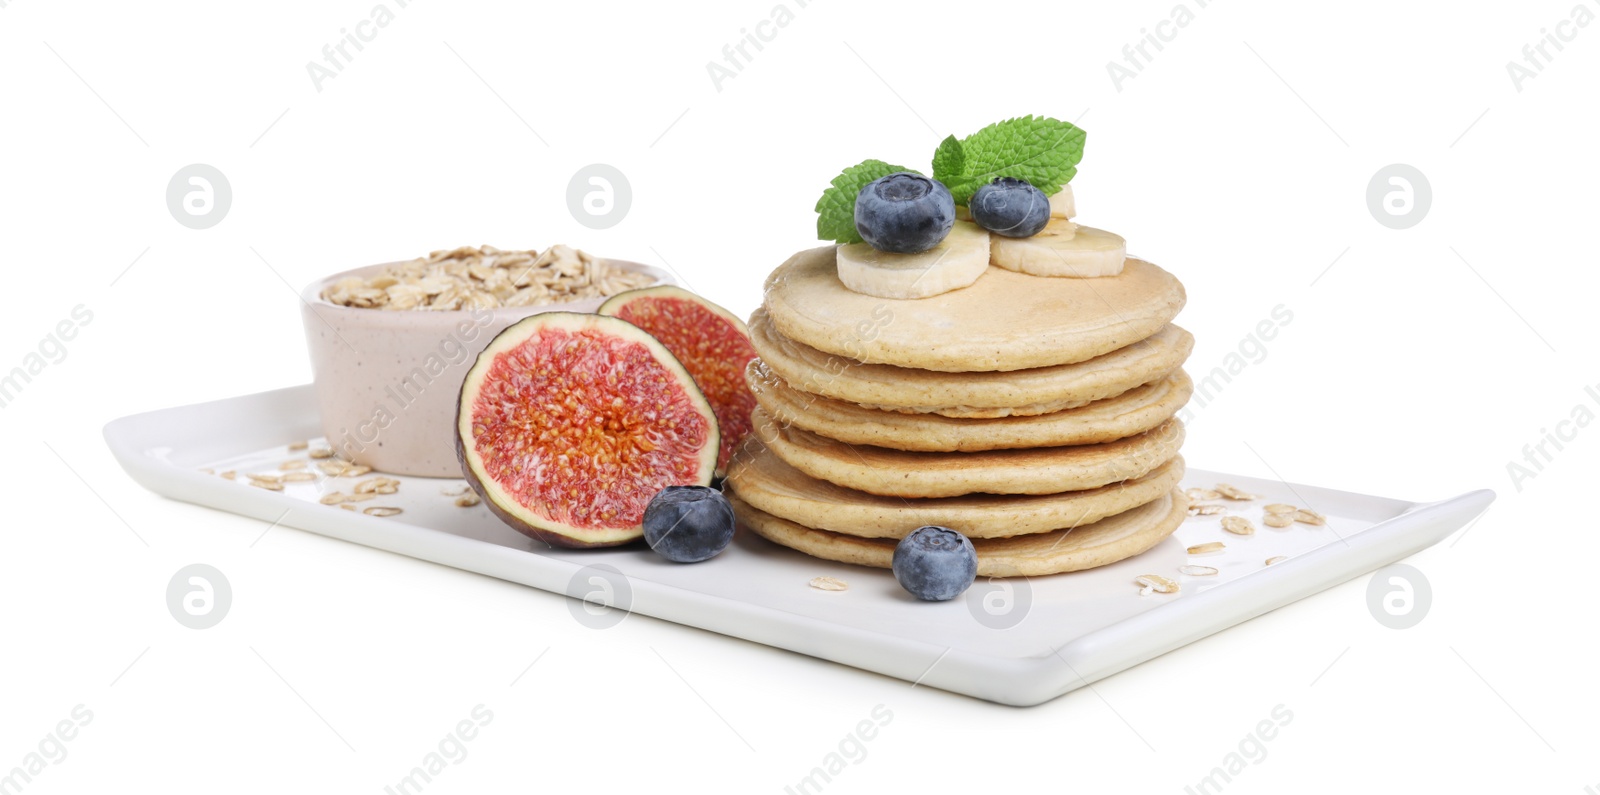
[1049,185,1076,219]
[1045,220,1078,240]
[837,220,991,299]
[989,221,1125,278]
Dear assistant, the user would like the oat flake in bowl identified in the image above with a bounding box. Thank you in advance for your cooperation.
[320,244,657,311]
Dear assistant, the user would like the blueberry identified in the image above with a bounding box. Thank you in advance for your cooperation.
[968,177,1050,238]
[892,526,978,601]
[643,486,735,563]
[854,173,955,253]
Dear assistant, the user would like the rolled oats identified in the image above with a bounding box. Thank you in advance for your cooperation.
[1293,508,1327,526]
[1214,483,1260,501]
[354,476,399,495]
[1263,512,1295,528]
[322,244,656,310]
[1135,574,1180,595]
[1221,516,1256,535]
[318,460,370,478]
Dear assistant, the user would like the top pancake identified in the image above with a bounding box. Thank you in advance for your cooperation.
[762,246,1187,372]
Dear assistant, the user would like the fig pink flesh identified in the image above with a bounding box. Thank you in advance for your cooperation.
[467,325,714,534]
[607,294,758,474]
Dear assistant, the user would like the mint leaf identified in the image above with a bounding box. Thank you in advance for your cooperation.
[931,135,965,186]
[940,115,1086,204]
[814,159,918,244]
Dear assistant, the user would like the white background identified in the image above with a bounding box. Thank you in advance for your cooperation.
[2,0,1597,792]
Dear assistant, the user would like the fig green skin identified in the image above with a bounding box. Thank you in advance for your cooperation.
[454,312,719,549]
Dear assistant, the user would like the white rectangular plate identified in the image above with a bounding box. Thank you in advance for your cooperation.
[105,385,1492,706]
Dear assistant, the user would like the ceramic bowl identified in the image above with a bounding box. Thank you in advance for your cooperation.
[299,260,672,477]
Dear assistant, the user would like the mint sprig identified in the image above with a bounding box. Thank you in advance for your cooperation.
[811,116,1086,242]
[814,159,918,245]
[931,135,965,184]
[933,115,1086,205]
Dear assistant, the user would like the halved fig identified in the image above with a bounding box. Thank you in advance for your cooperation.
[456,312,719,548]
[598,285,759,477]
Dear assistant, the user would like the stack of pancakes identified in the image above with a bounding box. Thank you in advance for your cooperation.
[726,246,1194,577]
